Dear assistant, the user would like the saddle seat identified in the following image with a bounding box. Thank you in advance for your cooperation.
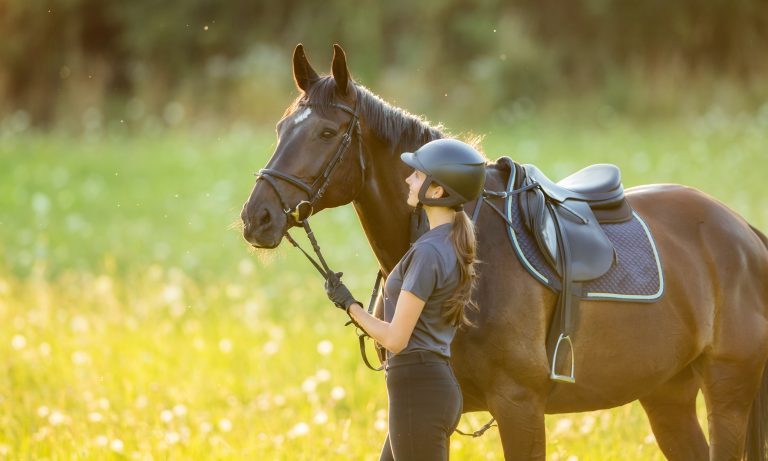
[520,163,635,283]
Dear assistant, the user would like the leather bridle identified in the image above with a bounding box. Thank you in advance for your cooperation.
[255,98,364,229]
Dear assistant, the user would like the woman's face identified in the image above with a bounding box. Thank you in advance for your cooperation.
[405,169,441,207]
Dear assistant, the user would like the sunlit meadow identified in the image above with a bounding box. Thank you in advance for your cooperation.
[1,106,767,460]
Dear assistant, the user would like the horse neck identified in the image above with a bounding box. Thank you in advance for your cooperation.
[352,130,439,273]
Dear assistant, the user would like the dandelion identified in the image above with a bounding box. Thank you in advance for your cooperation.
[165,432,180,445]
[135,395,148,409]
[567,456,578,461]
[71,350,91,366]
[301,377,317,394]
[70,315,90,333]
[48,411,66,426]
[199,421,213,433]
[160,410,174,423]
[313,411,328,424]
[37,406,50,417]
[218,418,232,432]
[98,398,110,410]
[238,259,254,275]
[88,412,104,423]
[644,433,656,444]
[173,404,187,417]
[553,417,572,435]
[263,340,279,355]
[374,419,387,432]
[579,415,596,434]
[315,368,331,382]
[162,284,182,303]
[38,342,51,356]
[317,340,333,356]
[95,435,109,447]
[110,439,124,453]
[11,334,26,350]
[330,386,346,401]
[218,338,233,354]
[287,422,310,438]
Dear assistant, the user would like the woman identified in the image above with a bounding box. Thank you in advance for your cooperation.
[325,138,487,461]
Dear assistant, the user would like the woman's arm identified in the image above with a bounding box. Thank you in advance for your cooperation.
[347,290,425,354]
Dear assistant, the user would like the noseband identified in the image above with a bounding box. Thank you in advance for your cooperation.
[255,98,364,225]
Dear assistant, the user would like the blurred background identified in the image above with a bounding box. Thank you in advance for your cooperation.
[3,0,768,132]
[1,1,767,460]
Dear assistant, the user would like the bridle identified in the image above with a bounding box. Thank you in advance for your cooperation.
[255,98,364,230]
[252,94,365,281]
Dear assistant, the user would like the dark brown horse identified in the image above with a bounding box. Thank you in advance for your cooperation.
[241,44,768,461]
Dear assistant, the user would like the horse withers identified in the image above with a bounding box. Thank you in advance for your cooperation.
[241,44,768,461]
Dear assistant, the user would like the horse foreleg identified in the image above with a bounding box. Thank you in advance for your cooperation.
[639,367,709,460]
[487,384,547,461]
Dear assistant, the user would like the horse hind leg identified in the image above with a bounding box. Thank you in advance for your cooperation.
[696,354,768,461]
[639,367,709,460]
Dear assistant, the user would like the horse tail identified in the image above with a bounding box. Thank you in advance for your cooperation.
[745,224,768,461]
[745,364,768,460]
[750,224,768,250]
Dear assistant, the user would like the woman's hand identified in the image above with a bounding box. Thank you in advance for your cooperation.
[324,272,359,311]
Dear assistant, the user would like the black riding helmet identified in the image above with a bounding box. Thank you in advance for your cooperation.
[400,139,487,209]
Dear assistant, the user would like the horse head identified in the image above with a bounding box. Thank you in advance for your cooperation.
[241,44,367,248]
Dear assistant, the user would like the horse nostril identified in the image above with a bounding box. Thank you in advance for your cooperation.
[258,208,272,227]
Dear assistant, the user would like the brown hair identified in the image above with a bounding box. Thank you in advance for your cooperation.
[443,210,479,327]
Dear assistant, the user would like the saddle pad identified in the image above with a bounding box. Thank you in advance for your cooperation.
[504,165,664,302]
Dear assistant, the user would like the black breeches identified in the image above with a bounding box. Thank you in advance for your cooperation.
[379,357,462,461]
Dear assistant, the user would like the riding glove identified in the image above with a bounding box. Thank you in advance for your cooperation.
[324,272,360,311]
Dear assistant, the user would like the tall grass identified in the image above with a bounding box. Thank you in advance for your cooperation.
[0,109,766,459]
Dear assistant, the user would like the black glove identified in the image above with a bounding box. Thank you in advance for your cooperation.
[324,271,359,311]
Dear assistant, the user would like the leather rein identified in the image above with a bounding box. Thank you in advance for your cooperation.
[253,95,386,369]
[252,98,515,438]
[253,97,365,279]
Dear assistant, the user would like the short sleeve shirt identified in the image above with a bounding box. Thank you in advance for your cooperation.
[383,223,459,359]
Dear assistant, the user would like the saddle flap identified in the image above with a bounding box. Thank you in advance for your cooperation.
[554,200,615,281]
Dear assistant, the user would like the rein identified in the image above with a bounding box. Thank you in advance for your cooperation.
[253,96,509,437]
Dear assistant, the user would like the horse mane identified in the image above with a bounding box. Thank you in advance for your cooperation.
[286,76,445,155]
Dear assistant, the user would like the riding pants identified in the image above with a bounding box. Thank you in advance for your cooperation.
[379,351,462,461]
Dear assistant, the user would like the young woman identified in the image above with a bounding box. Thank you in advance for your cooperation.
[324,138,487,461]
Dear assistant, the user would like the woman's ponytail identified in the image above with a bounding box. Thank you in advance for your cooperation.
[444,210,479,327]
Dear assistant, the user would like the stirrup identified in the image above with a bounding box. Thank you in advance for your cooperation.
[550,333,575,383]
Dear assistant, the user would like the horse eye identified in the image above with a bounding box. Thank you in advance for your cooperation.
[320,129,336,139]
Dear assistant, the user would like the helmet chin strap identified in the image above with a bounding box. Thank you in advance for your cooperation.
[417,175,464,208]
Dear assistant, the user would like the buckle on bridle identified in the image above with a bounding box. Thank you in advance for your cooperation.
[289,200,313,223]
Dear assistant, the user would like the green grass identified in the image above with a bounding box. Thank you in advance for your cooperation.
[0,109,766,460]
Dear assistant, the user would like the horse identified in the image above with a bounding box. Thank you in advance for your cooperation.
[240,44,768,461]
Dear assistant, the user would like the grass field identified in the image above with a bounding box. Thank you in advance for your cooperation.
[1,108,767,460]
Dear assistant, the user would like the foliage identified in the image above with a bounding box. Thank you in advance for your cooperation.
[1,1,768,128]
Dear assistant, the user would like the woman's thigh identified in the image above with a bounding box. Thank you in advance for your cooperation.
[381,362,462,461]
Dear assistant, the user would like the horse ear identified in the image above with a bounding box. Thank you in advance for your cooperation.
[331,44,350,95]
[292,44,319,92]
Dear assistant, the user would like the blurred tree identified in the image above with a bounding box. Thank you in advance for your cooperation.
[1,0,766,128]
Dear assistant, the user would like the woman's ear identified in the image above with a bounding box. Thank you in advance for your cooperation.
[430,184,445,199]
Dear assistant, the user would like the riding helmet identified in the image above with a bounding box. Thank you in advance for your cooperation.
[401,138,486,208]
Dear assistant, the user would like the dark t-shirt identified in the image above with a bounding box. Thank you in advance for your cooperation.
[383,223,459,359]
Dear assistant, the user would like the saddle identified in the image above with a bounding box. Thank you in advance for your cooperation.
[518,163,633,382]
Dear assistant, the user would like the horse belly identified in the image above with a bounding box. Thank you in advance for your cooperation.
[543,297,707,414]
